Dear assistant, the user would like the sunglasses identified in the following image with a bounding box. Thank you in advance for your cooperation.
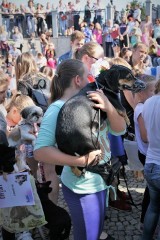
[88,55,99,61]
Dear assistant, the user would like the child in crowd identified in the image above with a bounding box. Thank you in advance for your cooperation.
[134,74,156,229]
[0,25,9,57]
[39,33,48,55]
[6,93,38,178]
[6,93,34,128]
[45,42,56,60]
[93,22,103,46]
[45,42,57,70]
[1,93,45,240]
[35,52,47,69]
[9,42,21,59]
[28,32,37,56]
[5,53,15,78]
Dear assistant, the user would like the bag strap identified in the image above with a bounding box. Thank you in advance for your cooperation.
[18,81,33,97]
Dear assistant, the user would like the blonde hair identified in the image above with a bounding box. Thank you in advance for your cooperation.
[95,23,102,30]
[6,93,35,113]
[110,57,132,69]
[74,42,103,60]
[15,52,37,81]
[70,30,85,42]
[0,70,8,87]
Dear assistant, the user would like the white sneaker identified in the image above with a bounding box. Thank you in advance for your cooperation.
[16,231,33,240]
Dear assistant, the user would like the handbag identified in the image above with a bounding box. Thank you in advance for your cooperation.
[87,160,122,186]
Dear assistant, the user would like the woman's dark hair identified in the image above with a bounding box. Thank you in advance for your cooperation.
[120,47,132,58]
[50,59,85,103]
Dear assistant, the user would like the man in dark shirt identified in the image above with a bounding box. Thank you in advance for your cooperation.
[58,30,85,64]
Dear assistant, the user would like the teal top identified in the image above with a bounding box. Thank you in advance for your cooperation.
[35,99,126,195]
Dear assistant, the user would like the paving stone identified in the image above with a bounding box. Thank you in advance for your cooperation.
[0,170,145,240]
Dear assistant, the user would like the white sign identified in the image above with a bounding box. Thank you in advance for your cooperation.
[0,172,35,208]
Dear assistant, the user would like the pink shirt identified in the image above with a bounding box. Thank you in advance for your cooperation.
[93,29,102,45]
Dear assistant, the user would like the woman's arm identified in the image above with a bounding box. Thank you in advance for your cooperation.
[123,90,135,109]
[137,114,148,143]
[122,25,129,36]
[87,89,126,133]
[34,146,101,167]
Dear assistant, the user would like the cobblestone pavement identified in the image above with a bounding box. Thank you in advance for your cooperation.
[0,170,147,240]
[58,170,146,240]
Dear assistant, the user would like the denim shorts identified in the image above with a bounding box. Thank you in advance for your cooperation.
[144,163,160,192]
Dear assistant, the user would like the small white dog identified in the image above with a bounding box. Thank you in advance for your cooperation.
[8,105,43,147]
[8,105,43,172]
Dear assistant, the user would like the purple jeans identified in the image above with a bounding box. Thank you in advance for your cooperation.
[62,184,107,240]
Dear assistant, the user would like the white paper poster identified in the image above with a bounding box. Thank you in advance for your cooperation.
[0,172,35,208]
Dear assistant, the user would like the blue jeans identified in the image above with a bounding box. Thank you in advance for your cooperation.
[142,163,160,240]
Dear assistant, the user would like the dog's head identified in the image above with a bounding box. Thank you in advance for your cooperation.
[97,65,146,93]
[36,181,52,201]
[21,105,43,124]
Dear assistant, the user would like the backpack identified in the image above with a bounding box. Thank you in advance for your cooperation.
[19,79,49,112]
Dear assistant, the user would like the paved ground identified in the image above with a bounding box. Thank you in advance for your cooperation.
[0,170,151,240]
[58,170,146,240]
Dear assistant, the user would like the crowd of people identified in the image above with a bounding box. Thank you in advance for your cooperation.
[0,0,160,240]
[0,0,106,37]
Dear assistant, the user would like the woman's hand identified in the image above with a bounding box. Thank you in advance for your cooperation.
[80,149,102,167]
[87,89,126,133]
[87,89,111,113]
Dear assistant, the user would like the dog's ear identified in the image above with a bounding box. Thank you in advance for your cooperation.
[21,108,28,119]
[107,69,120,92]
[98,68,120,92]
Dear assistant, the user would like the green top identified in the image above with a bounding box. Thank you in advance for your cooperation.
[35,99,125,194]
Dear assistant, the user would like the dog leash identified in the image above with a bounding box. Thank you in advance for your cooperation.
[92,80,101,148]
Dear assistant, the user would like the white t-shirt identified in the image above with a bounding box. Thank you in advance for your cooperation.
[134,103,148,155]
[142,95,160,165]
[133,8,141,22]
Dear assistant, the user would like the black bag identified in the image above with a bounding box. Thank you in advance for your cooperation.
[19,80,49,112]
[86,160,122,186]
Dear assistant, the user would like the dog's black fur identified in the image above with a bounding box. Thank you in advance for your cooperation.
[0,130,16,173]
[55,65,145,157]
[36,181,71,240]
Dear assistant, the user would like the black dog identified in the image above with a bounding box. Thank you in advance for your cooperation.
[0,130,16,173]
[55,65,145,178]
[36,181,71,240]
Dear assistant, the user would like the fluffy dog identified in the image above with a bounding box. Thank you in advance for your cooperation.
[8,105,43,147]
[8,105,43,172]
[36,181,71,240]
[55,65,145,177]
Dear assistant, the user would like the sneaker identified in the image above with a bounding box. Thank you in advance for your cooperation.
[109,199,132,211]
[16,231,33,240]
[117,189,130,201]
